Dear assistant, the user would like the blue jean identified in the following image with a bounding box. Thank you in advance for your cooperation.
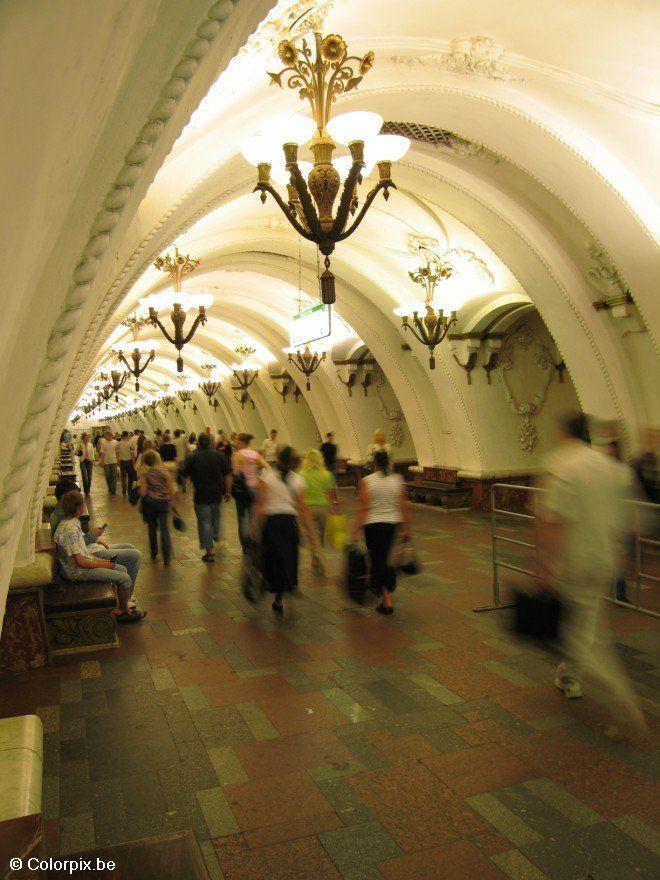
[94,545,141,593]
[71,563,133,605]
[104,463,118,494]
[235,487,256,552]
[142,497,172,562]
[195,502,221,551]
[80,459,93,494]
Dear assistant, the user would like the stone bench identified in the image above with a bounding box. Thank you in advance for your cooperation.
[0,552,54,673]
[406,479,472,510]
[44,581,118,656]
[0,715,44,873]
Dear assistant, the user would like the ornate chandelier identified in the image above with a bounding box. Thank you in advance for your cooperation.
[176,376,198,411]
[230,345,259,409]
[199,362,224,410]
[394,251,456,369]
[241,32,409,305]
[140,248,213,372]
[95,365,129,403]
[114,314,156,391]
[284,344,326,390]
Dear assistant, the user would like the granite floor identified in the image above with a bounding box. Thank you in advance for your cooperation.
[1,473,659,880]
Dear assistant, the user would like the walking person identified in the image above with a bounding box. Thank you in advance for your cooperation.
[174,429,189,492]
[351,451,410,615]
[254,446,318,614]
[159,431,179,494]
[366,428,390,466]
[117,430,136,496]
[76,432,95,495]
[139,450,174,564]
[539,412,648,740]
[232,433,268,553]
[98,429,119,495]
[53,490,145,622]
[320,432,338,480]
[261,428,280,467]
[180,433,232,562]
[300,449,338,574]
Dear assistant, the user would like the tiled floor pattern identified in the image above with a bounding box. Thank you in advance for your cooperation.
[1,476,659,880]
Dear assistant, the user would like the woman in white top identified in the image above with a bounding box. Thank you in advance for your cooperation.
[76,433,96,495]
[351,450,410,615]
[254,446,318,614]
[366,428,391,466]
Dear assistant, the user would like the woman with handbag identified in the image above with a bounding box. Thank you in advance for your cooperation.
[139,450,175,564]
[254,446,318,614]
[351,451,410,615]
[232,433,268,553]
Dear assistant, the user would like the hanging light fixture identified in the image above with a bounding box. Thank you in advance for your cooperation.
[95,365,129,402]
[393,250,456,369]
[114,313,156,391]
[199,362,224,410]
[176,375,198,411]
[284,344,326,390]
[240,32,409,305]
[141,248,213,372]
[230,345,259,408]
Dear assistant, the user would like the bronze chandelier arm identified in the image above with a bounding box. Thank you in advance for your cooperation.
[117,353,134,374]
[330,160,363,239]
[255,183,317,241]
[404,321,432,347]
[148,314,176,347]
[287,163,325,241]
[181,311,207,346]
[334,180,395,242]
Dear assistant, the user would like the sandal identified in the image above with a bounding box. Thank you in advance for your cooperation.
[376,604,394,615]
[272,602,284,615]
[116,609,147,624]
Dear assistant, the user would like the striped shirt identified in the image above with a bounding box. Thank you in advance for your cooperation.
[363,472,404,524]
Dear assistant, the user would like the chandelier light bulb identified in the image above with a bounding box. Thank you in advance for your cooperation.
[259,114,316,146]
[364,133,411,165]
[240,135,280,167]
[327,111,383,145]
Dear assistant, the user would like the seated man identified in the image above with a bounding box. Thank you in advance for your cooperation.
[50,480,143,601]
[53,490,146,623]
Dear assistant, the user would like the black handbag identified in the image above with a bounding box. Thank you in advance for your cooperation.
[128,485,141,506]
[231,472,251,504]
[172,513,186,532]
[344,544,370,604]
[512,587,566,645]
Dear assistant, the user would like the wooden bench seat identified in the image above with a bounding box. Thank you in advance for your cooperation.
[44,581,118,656]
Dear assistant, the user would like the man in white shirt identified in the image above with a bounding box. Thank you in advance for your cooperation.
[98,429,119,495]
[539,412,646,739]
[174,429,189,492]
[261,429,280,466]
[116,430,136,496]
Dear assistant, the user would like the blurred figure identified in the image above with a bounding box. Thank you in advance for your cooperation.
[139,450,174,564]
[76,432,95,495]
[232,433,268,553]
[98,429,119,495]
[159,431,179,493]
[261,428,280,467]
[180,433,232,562]
[539,412,647,740]
[320,431,338,479]
[351,450,410,615]
[366,428,390,465]
[300,448,338,574]
[254,446,317,614]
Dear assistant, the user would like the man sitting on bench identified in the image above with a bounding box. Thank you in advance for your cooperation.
[53,491,146,624]
[51,479,143,607]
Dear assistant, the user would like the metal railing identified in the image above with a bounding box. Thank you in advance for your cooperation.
[474,483,659,619]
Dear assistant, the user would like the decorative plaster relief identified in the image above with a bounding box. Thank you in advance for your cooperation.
[373,368,405,448]
[381,121,485,158]
[500,324,556,452]
[392,36,513,81]
[585,244,631,307]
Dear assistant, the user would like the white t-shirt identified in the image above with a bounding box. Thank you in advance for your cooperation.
[262,437,280,462]
[174,434,189,461]
[542,441,631,590]
[262,469,304,516]
[78,441,95,462]
[363,471,404,524]
[129,435,139,456]
[98,437,118,464]
[116,438,133,461]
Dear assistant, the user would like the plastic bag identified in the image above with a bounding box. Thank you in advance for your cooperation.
[396,541,422,575]
[343,543,369,604]
[327,513,347,550]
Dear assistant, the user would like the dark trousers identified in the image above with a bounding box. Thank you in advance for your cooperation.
[143,497,172,562]
[80,460,93,494]
[364,522,398,593]
[235,487,256,552]
[119,460,136,495]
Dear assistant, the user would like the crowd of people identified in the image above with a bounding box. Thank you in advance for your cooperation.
[55,425,410,620]
[55,417,658,741]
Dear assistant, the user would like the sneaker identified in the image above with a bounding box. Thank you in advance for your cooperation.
[554,676,582,699]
